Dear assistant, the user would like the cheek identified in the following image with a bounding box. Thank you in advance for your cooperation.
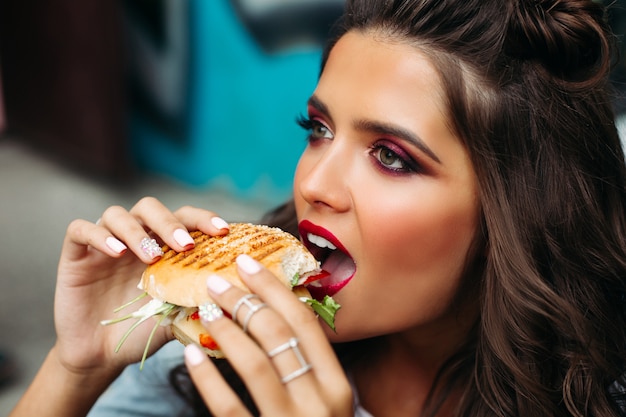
[358,178,479,276]
[376,200,477,267]
[332,186,479,338]
[363,204,477,300]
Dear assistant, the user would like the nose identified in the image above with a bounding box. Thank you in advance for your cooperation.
[296,141,352,213]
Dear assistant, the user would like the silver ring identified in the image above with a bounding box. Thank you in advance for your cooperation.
[267,337,313,384]
[232,294,266,333]
[281,364,313,384]
[241,302,268,333]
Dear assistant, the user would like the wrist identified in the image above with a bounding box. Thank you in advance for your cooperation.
[50,345,122,391]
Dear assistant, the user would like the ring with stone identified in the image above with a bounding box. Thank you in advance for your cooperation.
[140,237,163,258]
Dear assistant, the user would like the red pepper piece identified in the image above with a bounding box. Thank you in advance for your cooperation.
[199,334,219,350]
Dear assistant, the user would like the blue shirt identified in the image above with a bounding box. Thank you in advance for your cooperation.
[88,341,372,416]
[88,342,194,417]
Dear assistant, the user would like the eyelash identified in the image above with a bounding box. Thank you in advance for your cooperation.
[296,114,420,175]
[296,115,330,143]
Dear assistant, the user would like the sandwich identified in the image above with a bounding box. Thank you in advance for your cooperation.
[101,223,340,368]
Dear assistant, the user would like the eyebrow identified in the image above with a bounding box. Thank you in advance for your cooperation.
[307,95,442,164]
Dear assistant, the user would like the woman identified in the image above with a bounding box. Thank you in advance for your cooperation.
[10,0,626,416]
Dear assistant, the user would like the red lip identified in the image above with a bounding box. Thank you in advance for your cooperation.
[298,220,356,299]
[298,220,350,255]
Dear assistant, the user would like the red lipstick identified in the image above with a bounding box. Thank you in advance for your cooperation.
[298,220,356,299]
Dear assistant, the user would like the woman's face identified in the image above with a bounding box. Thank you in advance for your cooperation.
[294,31,481,345]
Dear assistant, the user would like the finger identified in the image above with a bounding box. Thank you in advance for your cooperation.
[64,219,128,262]
[172,205,230,236]
[205,275,319,400]
[98,204,167,263]
[196,297,293,415]
[183,344,253,417]
[128,197,198,251]
[234,255,348,390]
[129,198,232,256]
[234,254,336,348]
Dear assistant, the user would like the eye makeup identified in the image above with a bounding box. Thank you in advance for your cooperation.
[369,139,423,175]
[305,94,441,164]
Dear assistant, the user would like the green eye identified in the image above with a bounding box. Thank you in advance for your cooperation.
[379,148,400,167]
[375,147,405,170]
[312,123,332,139]
[297,115,333,143]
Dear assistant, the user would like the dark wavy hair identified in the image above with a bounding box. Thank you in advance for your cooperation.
[171,1,626,416]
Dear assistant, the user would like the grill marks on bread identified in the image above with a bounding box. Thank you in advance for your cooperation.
[160,223,297,271]
[141,222,317,307]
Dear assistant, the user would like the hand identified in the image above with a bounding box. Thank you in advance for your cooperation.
[53,196,230,378]
[183,254,353,417]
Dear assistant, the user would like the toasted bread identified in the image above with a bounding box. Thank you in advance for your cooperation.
[136,223,320,357]
[139,223,320,307]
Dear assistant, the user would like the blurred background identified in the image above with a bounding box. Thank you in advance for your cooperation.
[0,0,343,413]
[1,0,626,415]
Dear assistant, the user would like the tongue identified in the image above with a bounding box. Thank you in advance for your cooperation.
[321,251,356,284]
[306,251,356,300]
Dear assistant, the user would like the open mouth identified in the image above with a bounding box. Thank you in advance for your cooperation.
[298,220,356,300]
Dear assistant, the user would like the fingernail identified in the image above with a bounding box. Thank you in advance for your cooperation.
[184,344,207,366]
[236,254,261,274]
[211,216,229,230]
[106,236,127,254]
[173,228,194,249]
[206,274,231,294]
[140,237,163,259]
[198,302,224,322]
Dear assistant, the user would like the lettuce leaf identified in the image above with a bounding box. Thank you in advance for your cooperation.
[302,296,341,332]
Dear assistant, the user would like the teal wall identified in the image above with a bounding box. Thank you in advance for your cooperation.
[130,0,323,203]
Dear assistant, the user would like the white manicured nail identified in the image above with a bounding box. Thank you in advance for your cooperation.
[173,228,194,248]
[105,236,127,254]
[236,254,261,274]
[184,344,207,366]
[206,274,231,294]
[211,216,229,230]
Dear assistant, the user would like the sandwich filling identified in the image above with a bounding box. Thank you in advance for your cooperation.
[101,279,340,369]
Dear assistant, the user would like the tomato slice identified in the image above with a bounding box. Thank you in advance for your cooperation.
[199,333,219,350]
[300,269,330,285]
